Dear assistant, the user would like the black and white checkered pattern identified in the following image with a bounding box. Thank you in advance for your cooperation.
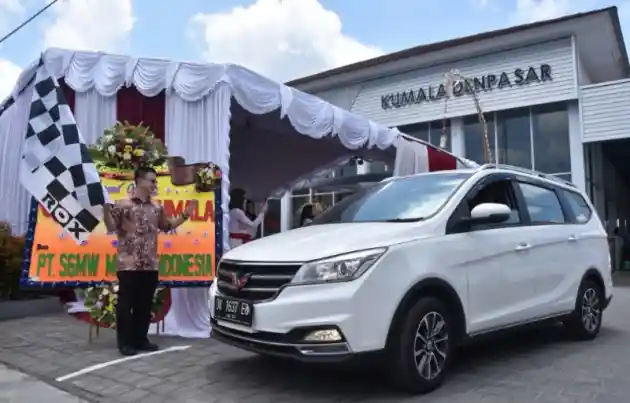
[20,58,110,244]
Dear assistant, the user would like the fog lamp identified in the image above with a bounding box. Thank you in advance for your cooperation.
[303,329,342,342]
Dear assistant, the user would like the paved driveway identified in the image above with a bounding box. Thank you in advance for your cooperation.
[1,288,630,403]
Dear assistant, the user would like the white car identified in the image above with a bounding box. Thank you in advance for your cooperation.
[210,164,613,394]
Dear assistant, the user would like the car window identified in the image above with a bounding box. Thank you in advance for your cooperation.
[561,189,592,223]
[518,182,565,224]
[312,172,472,224]
[468,179,522,226]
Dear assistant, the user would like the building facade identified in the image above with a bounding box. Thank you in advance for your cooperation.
[277,7,630,235]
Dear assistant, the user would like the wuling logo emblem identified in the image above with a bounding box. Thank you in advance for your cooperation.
[231,272,252,291]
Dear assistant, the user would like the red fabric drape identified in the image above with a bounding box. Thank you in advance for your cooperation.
[58,78,75,112]
[116,86,165,142]
[428,147,457,171]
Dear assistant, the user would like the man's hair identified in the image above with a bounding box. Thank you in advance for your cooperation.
[134,166,157,183]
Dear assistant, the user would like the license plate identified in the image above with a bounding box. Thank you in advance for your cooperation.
[214,296,254,326]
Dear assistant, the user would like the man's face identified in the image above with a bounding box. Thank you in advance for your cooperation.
[137,172,157,195]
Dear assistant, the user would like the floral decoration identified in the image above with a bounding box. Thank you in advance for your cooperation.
[195,163,222,192]
[84,283,168,328]
[90,121,168,172]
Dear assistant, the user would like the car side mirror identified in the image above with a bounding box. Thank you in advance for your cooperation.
[461,203,512,226]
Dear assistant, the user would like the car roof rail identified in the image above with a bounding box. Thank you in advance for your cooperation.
[478,163,576,188]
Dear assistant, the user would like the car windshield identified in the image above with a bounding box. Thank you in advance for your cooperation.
[312,172,472,224]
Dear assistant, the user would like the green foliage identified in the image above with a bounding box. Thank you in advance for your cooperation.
[0,229,25,299]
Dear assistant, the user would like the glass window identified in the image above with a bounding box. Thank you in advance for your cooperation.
[399,122,429,143]
[313,193,334,212]
[429,119,451,151]
[313,172,472,224]
[399,120,452,151]
[518,182,565,224]
[497,108,532,169]
[561,189,592,223]
[532,103,570,174]
[369,161,389,174]
[464,113,495,165]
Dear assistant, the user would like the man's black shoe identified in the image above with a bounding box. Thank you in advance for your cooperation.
[119,346,137,356]
[136,342,159,352]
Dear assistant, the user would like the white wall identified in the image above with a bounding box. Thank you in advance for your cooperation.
[581,79,630,142]
[350,38,576,127]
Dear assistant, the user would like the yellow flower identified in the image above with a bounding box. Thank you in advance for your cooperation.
[134,149,145,157]
[123,145,132,153]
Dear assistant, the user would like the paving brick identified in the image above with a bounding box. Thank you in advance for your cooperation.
[3,287,630,402]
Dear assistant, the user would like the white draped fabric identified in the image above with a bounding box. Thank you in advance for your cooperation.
[0,84,33,234]
[74,89,117,145]
[157,84,232,338]
[1,47,401,239]
[1,48,404,338]
[393,137,430,176]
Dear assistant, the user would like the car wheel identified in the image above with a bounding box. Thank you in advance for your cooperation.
[564,279,603,340]
[386,297,454,394]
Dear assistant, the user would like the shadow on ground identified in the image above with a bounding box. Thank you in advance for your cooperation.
[203,325,589,402]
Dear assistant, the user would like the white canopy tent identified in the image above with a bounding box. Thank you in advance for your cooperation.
[0,48,472,337]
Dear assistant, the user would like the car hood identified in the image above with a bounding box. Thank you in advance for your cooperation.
[222,222,435,262]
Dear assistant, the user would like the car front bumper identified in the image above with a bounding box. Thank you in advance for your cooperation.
[209,279,386,361]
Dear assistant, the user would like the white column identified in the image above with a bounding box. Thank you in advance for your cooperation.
[568,101,586,192]
[450,117,465,158]
[280,192,292,232]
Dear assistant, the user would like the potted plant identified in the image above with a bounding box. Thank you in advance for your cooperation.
[195,163,222,192]
[0,225,62,320]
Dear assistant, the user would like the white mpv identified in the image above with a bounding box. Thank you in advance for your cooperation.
[210,164,613,394]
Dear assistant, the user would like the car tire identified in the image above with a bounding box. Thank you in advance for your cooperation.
[564,279,603,341]
[386,297,454,394]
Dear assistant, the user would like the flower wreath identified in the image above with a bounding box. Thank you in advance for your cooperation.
[89,121,169,179]
[195,163,222,192]
[84,284,169,328]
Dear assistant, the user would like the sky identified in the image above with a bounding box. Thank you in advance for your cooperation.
[0,0,629,101]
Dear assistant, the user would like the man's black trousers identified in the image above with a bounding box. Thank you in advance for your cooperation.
[116,270,158,348]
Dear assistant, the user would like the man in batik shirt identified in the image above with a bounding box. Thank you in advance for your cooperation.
[104,166,193,356]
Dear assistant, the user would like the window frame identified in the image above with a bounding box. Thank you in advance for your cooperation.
[513,178,570,226]
[556,188,593,225]
[445,173,529,234]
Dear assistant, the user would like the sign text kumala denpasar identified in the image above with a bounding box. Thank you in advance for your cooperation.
[380,64,552,110]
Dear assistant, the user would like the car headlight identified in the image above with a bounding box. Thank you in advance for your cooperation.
[290,248,387,285]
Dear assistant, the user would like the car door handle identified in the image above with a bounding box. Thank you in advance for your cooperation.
[568,235,578,242]
[515,243,531,251]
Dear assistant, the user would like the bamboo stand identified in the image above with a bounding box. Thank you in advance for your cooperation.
[443,69,492,164]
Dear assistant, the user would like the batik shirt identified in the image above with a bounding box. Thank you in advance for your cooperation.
[109,197,172,271]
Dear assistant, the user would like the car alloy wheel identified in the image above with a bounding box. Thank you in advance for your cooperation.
[581,287,601,333]
[413,311,449,381]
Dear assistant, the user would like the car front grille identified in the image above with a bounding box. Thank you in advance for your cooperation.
[216,261,301,301]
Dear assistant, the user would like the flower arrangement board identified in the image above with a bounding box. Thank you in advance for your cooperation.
[20,123,224,288]
[83,284,170,328]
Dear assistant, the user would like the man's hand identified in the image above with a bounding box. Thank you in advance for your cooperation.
[103,203,118,233]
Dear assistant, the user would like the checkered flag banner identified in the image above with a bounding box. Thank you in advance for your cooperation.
[19,58,110,244]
